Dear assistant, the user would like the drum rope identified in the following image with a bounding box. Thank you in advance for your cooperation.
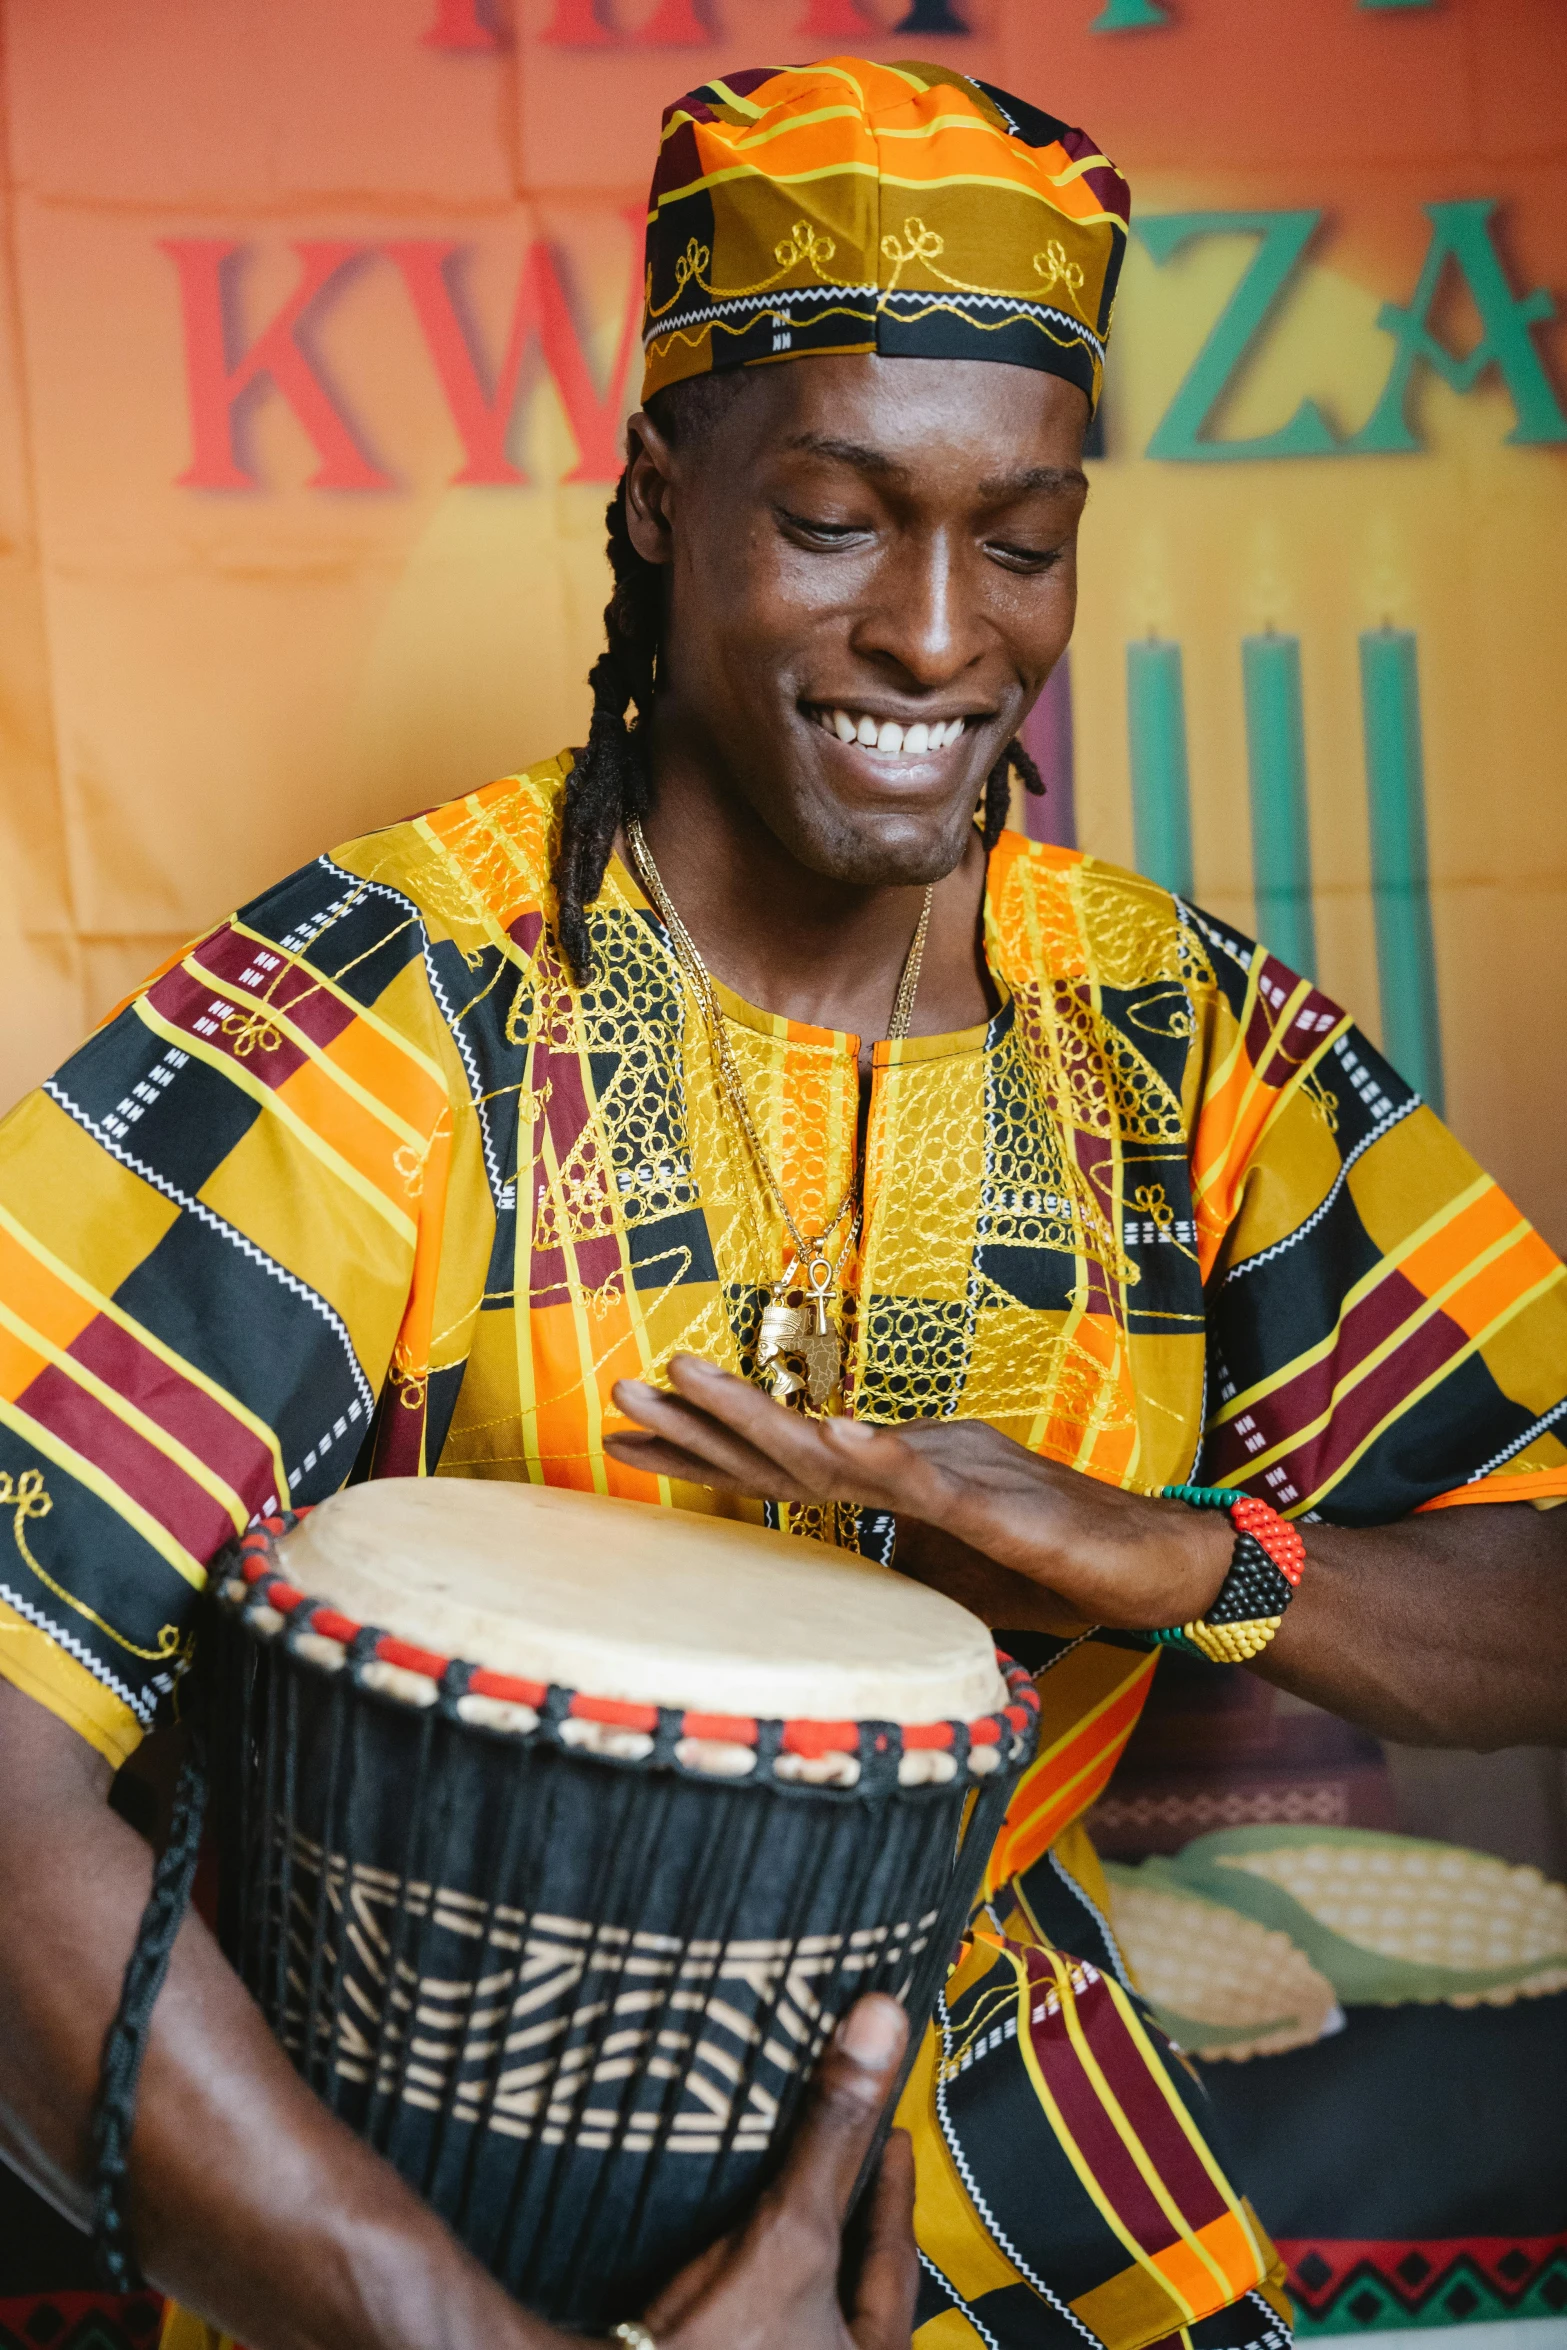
[90,1724,211,2291]
[508,1752,695,2296]
[606,1743,785,2281]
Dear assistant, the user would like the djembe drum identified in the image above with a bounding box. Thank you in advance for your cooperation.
[124,1480,1039,2324]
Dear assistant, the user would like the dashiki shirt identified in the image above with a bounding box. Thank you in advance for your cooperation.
[1,756,1564,2350]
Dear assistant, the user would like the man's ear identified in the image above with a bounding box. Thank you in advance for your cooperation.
[623,409,677,568]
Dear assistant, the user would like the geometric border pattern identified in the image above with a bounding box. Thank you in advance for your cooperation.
[1279,2237,1567,2334]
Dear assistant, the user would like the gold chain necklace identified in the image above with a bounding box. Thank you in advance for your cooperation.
[626,815,932,1413]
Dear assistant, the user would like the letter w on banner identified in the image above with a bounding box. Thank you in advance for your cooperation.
[388,215,645,485]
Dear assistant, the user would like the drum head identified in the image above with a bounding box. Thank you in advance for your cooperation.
[273,1478,1004,1722]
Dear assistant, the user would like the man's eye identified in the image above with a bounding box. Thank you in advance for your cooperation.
[986,541,1065,574]
[777,508,865,545]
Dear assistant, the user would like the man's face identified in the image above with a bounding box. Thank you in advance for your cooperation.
[624,354,1090,889]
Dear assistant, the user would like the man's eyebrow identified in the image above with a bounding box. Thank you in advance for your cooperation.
[781,432,906,475]
[976,463,1090,500]
[779,436,1089,500]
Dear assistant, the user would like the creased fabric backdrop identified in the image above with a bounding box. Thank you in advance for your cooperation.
[0,0,1563,1268]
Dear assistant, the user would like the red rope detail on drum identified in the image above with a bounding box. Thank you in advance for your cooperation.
[568,1694,660,1732]
[310,1608,360,1646]
[375,1633,453,1679]
[468,1665,549,1708]
[781,1720,859,1757]
[226,1528,1042,1753]
[681,1711,759,1745]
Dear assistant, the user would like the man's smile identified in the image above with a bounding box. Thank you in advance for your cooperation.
[803,701,977,764]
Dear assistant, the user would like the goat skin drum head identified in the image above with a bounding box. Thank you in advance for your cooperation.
[274,1476,1006,1722]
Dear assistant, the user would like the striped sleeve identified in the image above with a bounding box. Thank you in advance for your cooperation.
[0,851,458,1766]
[1185,909,1567,1525]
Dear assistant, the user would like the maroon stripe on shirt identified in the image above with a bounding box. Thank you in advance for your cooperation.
[1262,1303,1468,1503]
[1242,957,1340,1092]
[191,925,357,1054]
[66,1314,276,1515]
[146,962,309,1091]
[1069,1964,1231,2229]
[534,1021,623,1296]
[1074,1128,1116,1316]
[1203,1263,1431,1484]
[15,1363,237,1565]
[1022,1951,1193,2256]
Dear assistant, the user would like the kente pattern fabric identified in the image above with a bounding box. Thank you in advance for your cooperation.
[2,756,1566,2349]
[641,58,1129,411]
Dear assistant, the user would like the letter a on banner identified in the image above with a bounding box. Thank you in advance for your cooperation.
[423,0,499,46]
[538,0,707,43]
[1347,200,1567,451]
[163,241,390,490]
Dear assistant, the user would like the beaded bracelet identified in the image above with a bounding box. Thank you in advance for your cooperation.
[1147,1483,1306,1664]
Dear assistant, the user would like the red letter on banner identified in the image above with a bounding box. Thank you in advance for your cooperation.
[423,0,500,44]
[162,241,390,490]
[794,0,868,33]
[538,0,707,44]
[390,221,644,484]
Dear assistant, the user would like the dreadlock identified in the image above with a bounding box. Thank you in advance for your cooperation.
[984,731,1044,853]
[553,467,659,987]
[553,378,1049,984]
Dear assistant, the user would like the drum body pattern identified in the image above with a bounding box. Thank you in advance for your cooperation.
[209,1514,1037,2325]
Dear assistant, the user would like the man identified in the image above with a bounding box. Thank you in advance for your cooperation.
[0,51,1563,2350]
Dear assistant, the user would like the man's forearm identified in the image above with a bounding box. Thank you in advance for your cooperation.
[0,1683,554,2350]
[1255,1502,1567,1749]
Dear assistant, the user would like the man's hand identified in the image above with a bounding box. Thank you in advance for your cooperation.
[608,1357,1567,1752]
[650,1997,916,2350]
[607,1356,1230,1633]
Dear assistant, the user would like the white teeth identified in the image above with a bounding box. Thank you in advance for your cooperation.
[817,707,967,756]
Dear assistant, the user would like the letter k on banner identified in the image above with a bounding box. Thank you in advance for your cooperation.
[162,240,390,491]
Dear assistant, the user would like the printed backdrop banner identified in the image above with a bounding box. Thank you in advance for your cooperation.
[0,0,1564,1249]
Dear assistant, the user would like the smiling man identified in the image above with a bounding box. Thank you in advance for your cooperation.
[1,54,1565,2350]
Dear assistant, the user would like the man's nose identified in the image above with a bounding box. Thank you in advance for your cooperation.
[852,532,985,689]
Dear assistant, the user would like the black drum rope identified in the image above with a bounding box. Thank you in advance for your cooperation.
[89,1720,211,2291]
[509,1738,694,2303]
[843,1759,1022,2239]
[702,1760,864,2217]
[364,1690,441,2152]
[609,1720,787,2288]
[301,1662,354,2099]
[454,1729,572,2254]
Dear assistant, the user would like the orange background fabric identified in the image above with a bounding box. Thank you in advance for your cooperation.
[0,0,1562,1255]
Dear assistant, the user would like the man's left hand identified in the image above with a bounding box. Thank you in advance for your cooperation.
[607,1357,1229,1634]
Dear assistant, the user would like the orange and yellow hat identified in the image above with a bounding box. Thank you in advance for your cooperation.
[642,58,1130,415]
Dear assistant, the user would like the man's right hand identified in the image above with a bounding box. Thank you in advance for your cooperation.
[648,1996,917,2350]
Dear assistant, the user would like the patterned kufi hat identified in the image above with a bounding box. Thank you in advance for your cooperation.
[641,58,1130,414]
